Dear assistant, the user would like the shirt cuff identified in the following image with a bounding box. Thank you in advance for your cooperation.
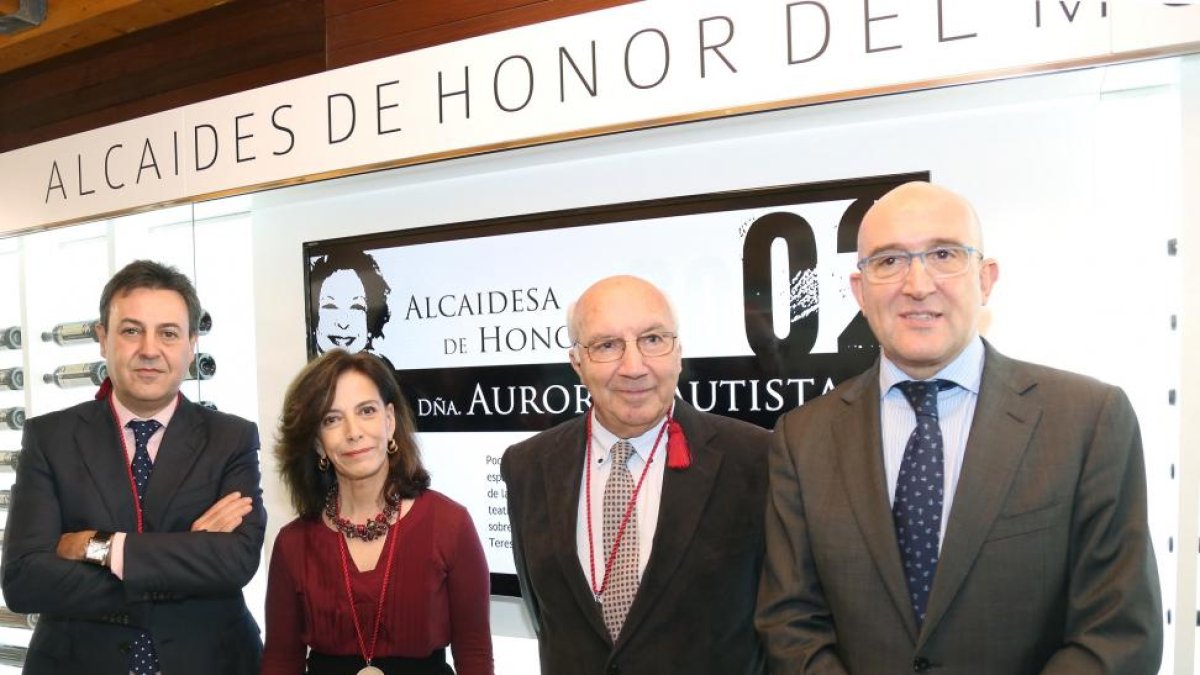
[110,532,126,579]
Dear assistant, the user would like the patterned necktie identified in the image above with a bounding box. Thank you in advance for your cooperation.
[892,380,951,627]
[126,419,162,675]
[601,440,639,642]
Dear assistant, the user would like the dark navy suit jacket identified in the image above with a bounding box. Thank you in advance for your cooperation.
[2,396,265,675]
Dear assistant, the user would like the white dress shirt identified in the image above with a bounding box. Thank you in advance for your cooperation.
[575,413,670,595]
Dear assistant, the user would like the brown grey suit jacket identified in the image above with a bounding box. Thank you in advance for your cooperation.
[502,399,769,675]
[756,343,1162,674]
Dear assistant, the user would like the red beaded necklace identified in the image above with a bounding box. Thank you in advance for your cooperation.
[325,484,399,541]
[335,509,402,674]
[584,410,669,597]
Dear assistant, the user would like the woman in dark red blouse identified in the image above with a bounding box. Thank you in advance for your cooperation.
[263,350,493,675]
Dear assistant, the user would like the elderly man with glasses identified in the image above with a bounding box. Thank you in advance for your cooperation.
[756,181,1163,674]
[502,275,770,675]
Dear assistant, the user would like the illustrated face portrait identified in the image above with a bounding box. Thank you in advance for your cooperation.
[850,183,998,380]
[97,287,197,416]
[570,277,682,439]
[315,269,370,354]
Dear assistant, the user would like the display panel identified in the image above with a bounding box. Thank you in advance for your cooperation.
[301,173,941,590]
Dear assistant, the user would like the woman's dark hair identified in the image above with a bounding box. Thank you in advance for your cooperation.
[275,349,429,519]
[308,249,392,351]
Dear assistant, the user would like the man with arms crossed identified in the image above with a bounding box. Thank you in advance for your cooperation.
[503,275,769,675]
[756,182,1162,674]
[3,260,265,675]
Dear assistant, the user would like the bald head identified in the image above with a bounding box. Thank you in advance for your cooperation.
[849,181,998,380]
[858,182,984,257]
[568,275,678,344]
[567,275,682,439]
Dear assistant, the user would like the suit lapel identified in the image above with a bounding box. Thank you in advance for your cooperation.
[540,416,609,641]
[919,346,1041,644]
[617,400,720,645]
[74,400,139,529]
[832,366,921,641]
[142,399,207,531]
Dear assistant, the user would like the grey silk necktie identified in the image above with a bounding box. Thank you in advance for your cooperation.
[601,439,639,641]
[892,380,952,627]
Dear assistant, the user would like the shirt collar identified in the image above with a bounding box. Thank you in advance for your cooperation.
[589,404,675,466]
[111,392,180,430]
[878,334,985,398]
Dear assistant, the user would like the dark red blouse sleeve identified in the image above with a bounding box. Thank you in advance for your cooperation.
[444,503,494,675]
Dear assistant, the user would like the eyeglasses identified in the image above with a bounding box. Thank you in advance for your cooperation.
[575,332,678,363]
[856,244,982,283]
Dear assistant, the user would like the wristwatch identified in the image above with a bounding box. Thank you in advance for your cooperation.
[84,531,113,567]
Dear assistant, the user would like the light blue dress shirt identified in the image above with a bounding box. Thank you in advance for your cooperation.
[878,335,985,543]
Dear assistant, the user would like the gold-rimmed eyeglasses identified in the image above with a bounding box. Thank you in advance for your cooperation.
[574,332,678,363]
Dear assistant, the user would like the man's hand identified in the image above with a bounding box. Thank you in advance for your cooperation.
[191,492,252,533]
[56,530,97,561]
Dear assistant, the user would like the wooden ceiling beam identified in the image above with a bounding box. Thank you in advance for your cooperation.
[0,0,234,75]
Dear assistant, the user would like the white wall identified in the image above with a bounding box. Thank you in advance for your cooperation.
[1179,53,1200,675]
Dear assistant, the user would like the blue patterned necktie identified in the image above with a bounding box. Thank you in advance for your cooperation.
[126,419,162,675]
[892,380,952,627]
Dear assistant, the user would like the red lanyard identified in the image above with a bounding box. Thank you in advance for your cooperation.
[106,394,146,534]
[584,410,669,597]
[336,509,402,669]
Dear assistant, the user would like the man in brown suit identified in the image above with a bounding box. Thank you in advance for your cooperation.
[756,182,1162,674]
[503,275,769,675]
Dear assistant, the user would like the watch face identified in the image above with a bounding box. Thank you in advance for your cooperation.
[85,535,110,564]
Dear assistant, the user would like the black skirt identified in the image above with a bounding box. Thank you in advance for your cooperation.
[306,648,453,675]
